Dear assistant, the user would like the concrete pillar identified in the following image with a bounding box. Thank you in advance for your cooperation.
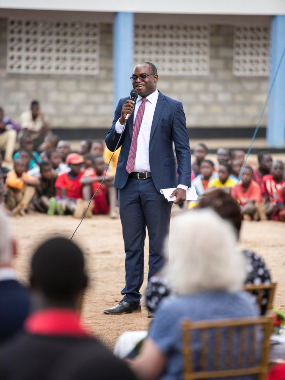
[113,12,134,109]
[267,15,285,147]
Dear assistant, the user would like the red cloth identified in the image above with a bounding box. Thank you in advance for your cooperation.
[261,174,285,203]
[253,168,263,188]
[25,309,90,338]
[267,363,285,380]
[55,171,84,199]
[201,179,210,191]
[83,169,110,214]
[231,180,262,206]
[191,170,195,182]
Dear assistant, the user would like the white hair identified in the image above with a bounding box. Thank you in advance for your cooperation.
[164,209,246,295]
[0,206,13,265]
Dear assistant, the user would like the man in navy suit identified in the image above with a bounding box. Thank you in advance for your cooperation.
[0,207,30,342]
[104,62,191,315]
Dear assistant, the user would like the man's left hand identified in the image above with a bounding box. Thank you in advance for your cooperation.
[170,188,186,204]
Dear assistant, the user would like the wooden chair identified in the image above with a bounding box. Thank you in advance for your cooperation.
[182,316,274,380]
[244,282,277,313]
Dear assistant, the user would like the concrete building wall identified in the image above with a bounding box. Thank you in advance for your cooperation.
[0,18,269,130]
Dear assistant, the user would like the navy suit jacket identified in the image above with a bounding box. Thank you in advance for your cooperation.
[105,91,191,192]
[0,280,30,342]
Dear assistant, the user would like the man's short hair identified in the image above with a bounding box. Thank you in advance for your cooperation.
[219,162,231,173]
[196,143,208,153]
[83,154,94,163]
[257,151,271,164]
[93,154,103,163]
[20,133,32,143]
[39,161,51,171]
[31,100,39,107]
[143,62,158,75]
[31,237,87,301]
[46,134,59,146]
[201,159,214,167]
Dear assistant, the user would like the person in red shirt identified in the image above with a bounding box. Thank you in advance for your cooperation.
[267,362,285,380]
[81,155,116,218]
[262,160,285,220]
[231,166,265,221]
[55,153,93,218]
[253,152,273,188]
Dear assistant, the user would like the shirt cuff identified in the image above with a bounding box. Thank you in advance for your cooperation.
[115,119,125,134]
[177,184,188,191]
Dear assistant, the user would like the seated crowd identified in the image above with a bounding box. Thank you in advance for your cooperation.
[0,189,284,380]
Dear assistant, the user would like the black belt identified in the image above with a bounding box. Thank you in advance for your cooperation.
[129,172,152,180]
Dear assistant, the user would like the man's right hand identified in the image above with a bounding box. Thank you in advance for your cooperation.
[119,100,134,125]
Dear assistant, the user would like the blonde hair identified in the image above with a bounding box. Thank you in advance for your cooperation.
[164,209,246,295]
[0,206,13,265]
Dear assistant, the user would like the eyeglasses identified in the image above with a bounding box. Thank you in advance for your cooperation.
[130,73,154,81]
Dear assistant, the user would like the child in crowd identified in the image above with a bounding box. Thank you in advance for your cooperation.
[90,140,104,156]
[14,134,41,170]
[262,160,285,220]
[79,140,92,156]
[5,158,40,216]
[55,153,92,218]
[19,149,34,171]
[232,150,245,166]
[230,159,243,183]
[217,148,231,164]
[273,184,285,221]
[40,134,59,161]
[57,140,71,163]
[191,143,208,177]
[83,154,93,170]
[231,166,265,221]
[0,152,10,180]
[47,148,68,175]
[253,152,273,188]
[192,159,217,198]
[33,162,58,214]
[208,162,236,193]
[81,155,117,218]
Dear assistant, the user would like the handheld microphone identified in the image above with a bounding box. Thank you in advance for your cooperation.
[125,89,138,120]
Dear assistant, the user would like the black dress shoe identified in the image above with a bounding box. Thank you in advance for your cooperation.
[104,300,141,315]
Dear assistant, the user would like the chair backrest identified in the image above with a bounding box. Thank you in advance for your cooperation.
[243,282,277,313]
[182,316,274,380]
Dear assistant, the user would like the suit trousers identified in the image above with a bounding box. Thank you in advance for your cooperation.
[119,177,172,304]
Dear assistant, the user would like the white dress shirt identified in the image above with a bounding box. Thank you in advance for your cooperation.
[0,267,17,281]
[115,89,187,190]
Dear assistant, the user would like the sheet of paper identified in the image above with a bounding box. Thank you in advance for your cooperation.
[160,187,198,202]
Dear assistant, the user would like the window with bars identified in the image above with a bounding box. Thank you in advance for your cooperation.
[233,26,270,76]
[7,19,100,75]
[134,24,210,76]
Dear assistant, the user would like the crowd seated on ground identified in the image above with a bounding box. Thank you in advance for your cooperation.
[0,99,285,220]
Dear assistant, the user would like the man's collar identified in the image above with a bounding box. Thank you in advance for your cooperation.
[0,267,17,281]
[25,308,90,338]
[137,89,159,104]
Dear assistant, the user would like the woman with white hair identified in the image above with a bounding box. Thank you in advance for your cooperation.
[127,209,257,380]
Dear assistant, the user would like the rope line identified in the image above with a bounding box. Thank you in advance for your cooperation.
[233,45,285,197]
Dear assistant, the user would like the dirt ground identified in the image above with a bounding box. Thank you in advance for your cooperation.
[11,213,285,349]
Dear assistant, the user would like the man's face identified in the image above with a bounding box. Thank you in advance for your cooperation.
[84,159,93,169]
[194,145,207,162]
[57,141,70,160]
[80,141,90,156]
[31,104,39,117]
[41,166,53,181]
[69,163,82,176]
[14,160,26,176]
[272,162,284,180]
[217,149,230,164]
[241,169,252,186]
[260,154,273,172]
[50,152,61,169]
[233,151,245,165]
[218,165,229,183]
[91,143,103,156]
[94,157,106,175]
[21,137,33,151]
[231,160,242,176]
[200,162,213,179]
[132,63,158,98]
[42,137,53,152]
